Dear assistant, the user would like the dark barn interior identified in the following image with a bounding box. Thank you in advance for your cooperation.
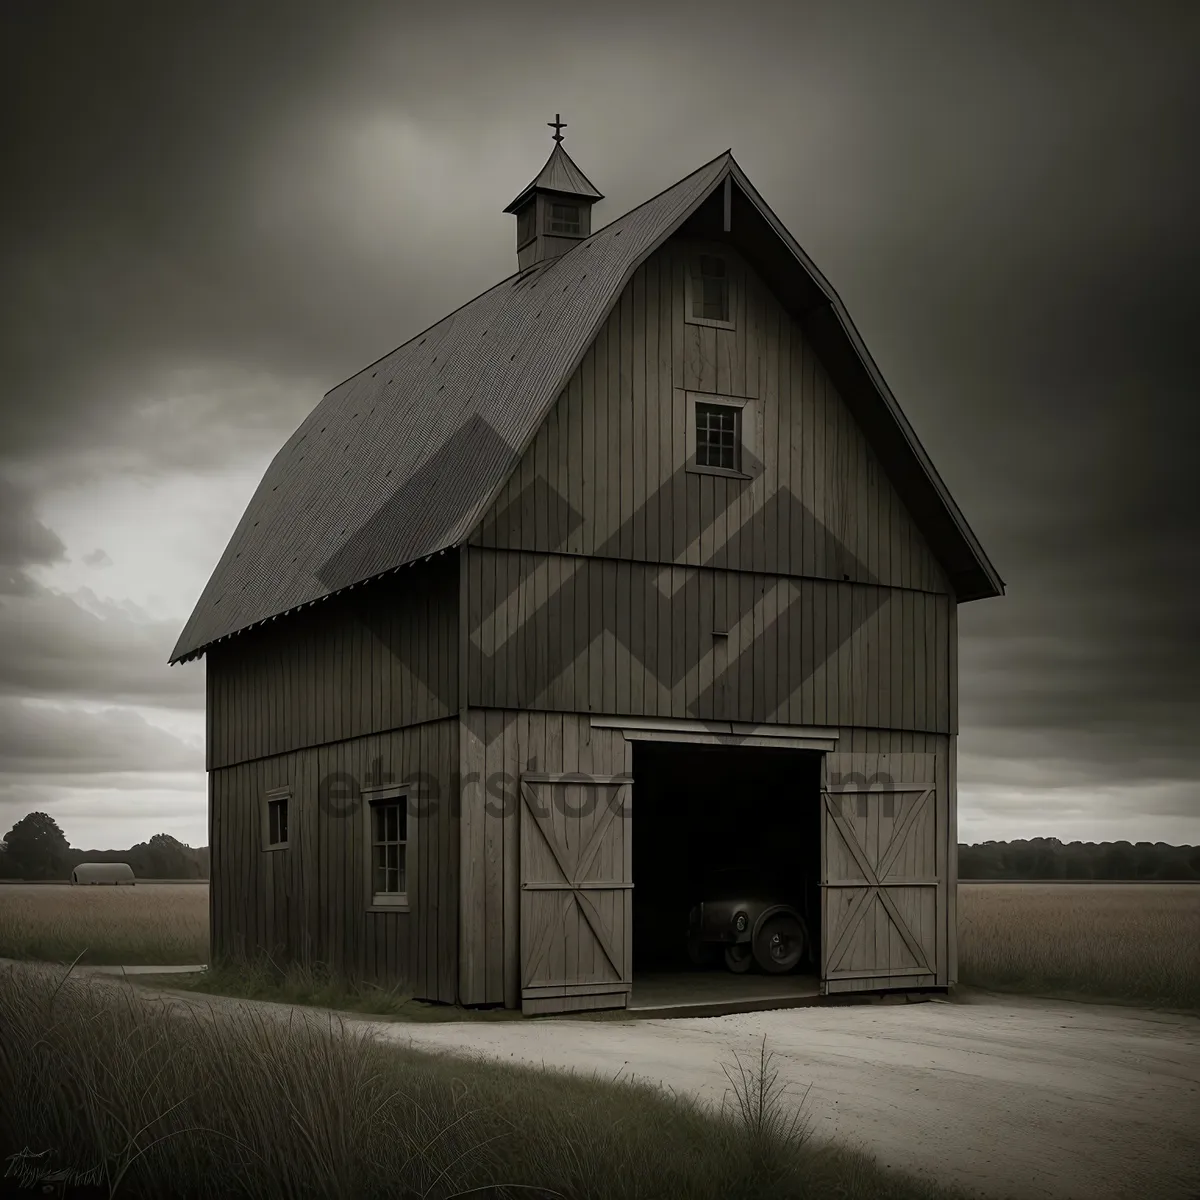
[631,743,822,979]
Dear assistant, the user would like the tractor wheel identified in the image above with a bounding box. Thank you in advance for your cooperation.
[752,913,806,974]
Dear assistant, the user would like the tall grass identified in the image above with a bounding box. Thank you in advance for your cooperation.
[958,883,1200,1009]
[0,962,964,1200]
[0,883,208,965]
[176,953,530,1021]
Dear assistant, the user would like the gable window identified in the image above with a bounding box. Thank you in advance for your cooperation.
[362,785,411,910]
[548,202,581,235]
[684,391,755,480]
[261,787,290,851]
[692,254,729,322]
[695,402,740,472]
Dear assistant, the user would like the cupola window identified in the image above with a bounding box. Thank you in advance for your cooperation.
[548,202,581,235]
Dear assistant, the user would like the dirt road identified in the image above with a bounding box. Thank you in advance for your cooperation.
[371,992,1200,1200]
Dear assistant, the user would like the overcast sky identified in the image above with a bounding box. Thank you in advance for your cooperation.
[2,0,1196,851]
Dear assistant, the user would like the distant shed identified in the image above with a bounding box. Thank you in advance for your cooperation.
[71,862,136,885]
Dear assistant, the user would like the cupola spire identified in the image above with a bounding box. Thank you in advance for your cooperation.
[504,115,603,271]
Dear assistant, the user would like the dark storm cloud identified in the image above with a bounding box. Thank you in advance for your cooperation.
[0,698,199,780]
[0,477,66,580]
[2,0,1197,833]
[0,582,205,709]
[0,480,203,708]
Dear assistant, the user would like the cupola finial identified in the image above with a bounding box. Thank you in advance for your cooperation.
[505,119,603,270]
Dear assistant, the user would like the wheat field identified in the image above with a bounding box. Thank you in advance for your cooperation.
[2,881,1197,1009]
[957,883,1200,1009]
[0,883,209,965]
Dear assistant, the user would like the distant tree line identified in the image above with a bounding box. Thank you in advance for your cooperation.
[0,813,210,881]
[959,837,1200,880]
[2,812,1196,882]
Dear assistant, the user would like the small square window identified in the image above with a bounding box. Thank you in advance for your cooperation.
[692,254,729,322]
[548,202,580,235]
[695,402,740,472]
[262,788,290,850]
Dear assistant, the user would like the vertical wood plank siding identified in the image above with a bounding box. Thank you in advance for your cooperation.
[456,719,952,1007]
[459,709,631,1007]
[453,233,962,1005]
[472,239,949,593]
[209,717,459,1002]
[206,553,458,772]
[465,550,949,732]
[466,236,952,733]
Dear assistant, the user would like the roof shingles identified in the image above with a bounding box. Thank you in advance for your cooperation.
[173,149,1003,664]
[171,153,729,662]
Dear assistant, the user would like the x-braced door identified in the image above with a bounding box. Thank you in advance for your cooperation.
[820,752,943,993]
[519,771,633,1015]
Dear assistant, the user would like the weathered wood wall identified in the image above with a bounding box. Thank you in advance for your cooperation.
[464,549,950,730]
[204,552,460,1001]
[458,710,631,1008]
[472,237,949,592]
[465,235,952,733]
[209,718,458,1001]
[456,715,950,1007]
[206,553,458,771]
[821,747,951,991]
[454,233,962,1005]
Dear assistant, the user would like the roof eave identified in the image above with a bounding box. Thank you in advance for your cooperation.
[167,543,465,665]
[482,153,1003,606]
[503,184,606,214]
[721,160,1005,605]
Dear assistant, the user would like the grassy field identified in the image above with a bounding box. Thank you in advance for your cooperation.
[0,962,968,1200]
[3,881,1198,1012]
[0,882,209,965]
[957,882,1200,1009]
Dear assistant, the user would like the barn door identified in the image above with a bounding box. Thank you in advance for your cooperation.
[820,752,944,993]
[519,771,633,1015]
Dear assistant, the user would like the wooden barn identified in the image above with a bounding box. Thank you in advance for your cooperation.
[171,126,1003,1014]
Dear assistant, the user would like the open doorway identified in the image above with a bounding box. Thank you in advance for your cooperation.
[629,741,822,1011]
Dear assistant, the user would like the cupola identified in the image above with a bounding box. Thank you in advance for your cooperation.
[504,115,603,271]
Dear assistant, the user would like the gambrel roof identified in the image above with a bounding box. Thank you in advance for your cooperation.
[171,150,1003,664]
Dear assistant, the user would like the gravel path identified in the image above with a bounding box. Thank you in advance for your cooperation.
[371,993,1200,1200]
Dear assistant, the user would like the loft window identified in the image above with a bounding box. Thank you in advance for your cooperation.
[686,392,752,479]
[516,202,536,246]
[548,202,581,235]
[692,254,729,322]
[695,402,740,472]
[262,787,290,851]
